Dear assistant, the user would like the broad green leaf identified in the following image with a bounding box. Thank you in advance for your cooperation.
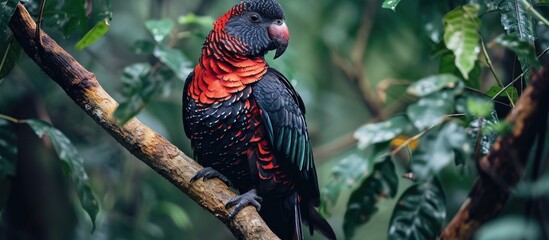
[486,85,518,103]
[443,3,481,79]
[407,74,461,97]
[26,119,98,231]
[496,34,540,69]
[343,157,398,239]
[130,40,156,54]
[0,118,16,179]
[354,115,412,149]
[114,63,153,124]
[388,178,446,240]
[466,96,494,118]
[153,45,192,81]
[468,110,500,155]
[0,34,21,80]
[499,0,535,44]
[178,13,214,27]
[439,51,481,89]
[382,0,402,11]
[155,201,192,229]
[475,216,540,240]
[0,0,19,37]
[411,122,472,180]
[145,19,174,43]
[75,19,110,51]
[321,142,391,216]
[406,90,455,130]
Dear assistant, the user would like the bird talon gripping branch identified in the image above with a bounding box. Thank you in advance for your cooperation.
[182,1,336,239]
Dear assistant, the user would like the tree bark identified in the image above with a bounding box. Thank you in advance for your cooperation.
[8,3,278,240]
[440,67,549,239]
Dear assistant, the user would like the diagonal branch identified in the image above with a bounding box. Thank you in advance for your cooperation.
[8,4,278,240]
[440,65,549,239]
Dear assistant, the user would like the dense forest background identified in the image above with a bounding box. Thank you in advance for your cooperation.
[1,0,549,239]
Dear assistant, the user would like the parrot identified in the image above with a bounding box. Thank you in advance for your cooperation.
[182,0,336,239]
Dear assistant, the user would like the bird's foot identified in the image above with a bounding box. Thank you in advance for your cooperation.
[191,167,234,188]
[226,189,263,219]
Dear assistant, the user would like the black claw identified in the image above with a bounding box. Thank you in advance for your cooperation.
[226,189,263,219]
[191,167,234,188]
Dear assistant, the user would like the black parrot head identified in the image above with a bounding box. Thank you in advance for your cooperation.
[224,0,289,59]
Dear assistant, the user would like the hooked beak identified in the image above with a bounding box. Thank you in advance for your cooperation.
[268,20,289,59]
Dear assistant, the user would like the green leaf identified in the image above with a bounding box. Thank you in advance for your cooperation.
[499,0,535,44]
[0,34,21,80]
[466,96,494,118]
[344,157,398,239]
[465,109,500,156]
[75,19,110,51]
[475,216,540,240]
[443,3,481,79]
[496,34,540,69]
[0,118,16,179]
[155,201,192,229]
[388,178,446,240]
[0,0,19,37]
[354,115,412,149]
[406,90,455,130]
[26,119,99,231]
[178,13,214,27]
[321,142,391,216]
[407,74,461,97]
[153,45,192,81]
[486,85,518,103]
[411,122,472,180]
[382,0,402,11]
[114,63,153,124]
[145,19,174,43]
[130,40,156,54]
[439,51,481,89]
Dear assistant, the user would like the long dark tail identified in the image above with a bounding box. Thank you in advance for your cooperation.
[301,199,337,240]
[259,193,336,240]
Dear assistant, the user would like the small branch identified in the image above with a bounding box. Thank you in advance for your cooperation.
[520,0,549,27]
[481,38,515,107]
[9,4,278,239]
[440,65,549,239]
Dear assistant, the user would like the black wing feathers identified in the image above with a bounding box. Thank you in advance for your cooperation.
[253,68,310,171]
[253,68,320,202]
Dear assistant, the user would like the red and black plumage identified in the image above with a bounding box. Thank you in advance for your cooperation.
[182,0,336,239]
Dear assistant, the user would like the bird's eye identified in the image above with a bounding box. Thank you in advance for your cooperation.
[274,19,284,26]
[249,14,260,23]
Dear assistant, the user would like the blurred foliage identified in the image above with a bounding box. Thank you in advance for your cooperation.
[1,0,549,240]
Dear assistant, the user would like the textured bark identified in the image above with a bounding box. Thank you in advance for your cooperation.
[8,4,278,240]
[440,67,549,239]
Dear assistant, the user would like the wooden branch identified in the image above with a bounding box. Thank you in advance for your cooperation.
[440,66,549,239]
[8,4,278,240]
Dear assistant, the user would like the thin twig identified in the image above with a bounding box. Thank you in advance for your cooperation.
[491,46,549,100]
[520,0,549,27]
[481,38,515,107]
[36,0,46,47]
[0,114,20,123]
